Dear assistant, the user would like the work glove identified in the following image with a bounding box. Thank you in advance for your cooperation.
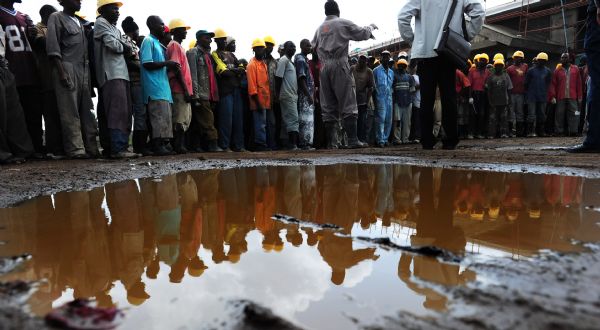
[468,98,474,105]
[551,98,557,104]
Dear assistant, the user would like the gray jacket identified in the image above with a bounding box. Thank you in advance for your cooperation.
[93,17,129,88]
[398,0,485,59]
[187,46,218,101]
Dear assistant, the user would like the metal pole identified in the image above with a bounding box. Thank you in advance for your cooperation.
[560,0,569,52]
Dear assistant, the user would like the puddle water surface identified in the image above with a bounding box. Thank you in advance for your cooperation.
[1,164,600,329]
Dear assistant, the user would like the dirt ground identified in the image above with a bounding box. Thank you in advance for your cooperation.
[2,136,600,329]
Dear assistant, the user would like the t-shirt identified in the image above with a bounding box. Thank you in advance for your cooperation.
[506,63,528,94]
[166,40,193,95]
[455,69,471,94]
[393,71,414,108]
[485,72,513,106]
[275,55,298,100]
[0,7,39,86]
[140,34,172,104]
[352,65,374,106]
[294,53,314,95]
[468,68,491,92]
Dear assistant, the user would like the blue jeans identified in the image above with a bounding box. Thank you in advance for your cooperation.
[218,88,244,150]
[375,95,392,144]
[131,82,146,131]
[253,109,276,148]
[110,129,129,153]
[584,6,599,147]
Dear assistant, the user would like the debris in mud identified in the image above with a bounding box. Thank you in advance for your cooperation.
[272,214,342,230]
[226,300,303,330]
[0,255,30,276]
[355,237,462,263]
[45,299,125,330]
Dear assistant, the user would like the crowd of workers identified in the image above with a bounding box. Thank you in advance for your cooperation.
[0,0,598,165]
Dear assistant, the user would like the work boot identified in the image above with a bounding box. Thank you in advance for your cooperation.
[172,126,188,154]
[287,132,299,151]
[152,139,171,156]
[324,122,338,149]
[343,117,367,149]
[516,122,524,137]
[527,123,537,137]
[207,140,223,152]
[133,130,153,156]
[508,123,515,138]
[536,122,546,137]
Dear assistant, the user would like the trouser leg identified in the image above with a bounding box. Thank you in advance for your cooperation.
[97,87,111,154]
[555,99,566,135]
[375,101,386,145]
[77,66,99,156]
[218,93,233,149]
[487,105,498,138]
[402,105,411,143]
[438,57,458,146]
[392,103,402,143]
[417,59,436,148]
[53,64,86,157]
[17,86,44,153]
[42,90,63,155]
[384,99,393,142]
[253,109,267,147]
[584,47,600,147]
[231,88,245,150]
[357,104,368,142]
[473,92,487,137]
[565,99,579,135]
[266,109,277,149]
[410,106,421,141]
[0,69,34,158]
[280,98,299,134]
[499,105,508,136]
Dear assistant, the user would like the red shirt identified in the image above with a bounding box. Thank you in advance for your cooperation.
[550,65,582,101]
[468,68,490,92]
[506,63,528,94]
[455,69,471,94]
[0,8,39,87]
[166,40,193,95]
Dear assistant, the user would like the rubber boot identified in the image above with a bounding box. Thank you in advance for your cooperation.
[527,123,537,137]
[287,132,299,151]
[207,140,223,152]
[324,122,338,149]
[172,125,188,154]
[152,138,170,156]
[133,131,153,156]
[516,122,524,137]
[343,117,367,149]
[536,122,546,137]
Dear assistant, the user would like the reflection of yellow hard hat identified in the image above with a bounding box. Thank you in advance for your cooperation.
[537,52,549,61]
[264,35,276,45]
[493,53,504,61]
[470,211,484,221]
[252,38,266,49]
[506,210,519,222]
[97,0,122,11]
[513,50,525,59]
[480,53,489,62]
[262,243,275,252]
[488,207,500,219]
[214,28,227,39]
[494,59,505,66]
[274,243,284,252]
[228,254,241,263]
[396,59,408,67]
[169,19,191,31]
[528,209,541,219]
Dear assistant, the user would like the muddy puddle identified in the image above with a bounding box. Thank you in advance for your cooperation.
[2,164,600,329]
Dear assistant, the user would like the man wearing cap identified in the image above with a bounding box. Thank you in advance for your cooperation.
[263,36,281,148]
[312,0,378,149]
[186,30,222,153]
[352,52,374,144]
[392,58,414,144]
[166,19,193,154]
[139,16,180,155]
[47,0,100,159]
[94,0,137,159]
[507,51,529,137]
[373,51,394,148]
[295,39,315,150]
[468,54,491,139]
[247,38,274,151]
[550,53,582,137]
[485,59,513,139]
[524,53,552,137]
[275,41,300,150]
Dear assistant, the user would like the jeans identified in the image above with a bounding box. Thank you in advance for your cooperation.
[393,104,411,143]
[375,95,392,144]
[527,101,547,124]
[357,104,368,142]
[511,94,525,122]
[218,88,244,150]
[555,99,579,135]
[471,91,487,137]
[131,82,146,131]
[110,128,129,153]
[253,109,276,148]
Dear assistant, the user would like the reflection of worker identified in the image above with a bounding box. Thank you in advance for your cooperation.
[127,280,151,306]
[317,231,377,286]
[320,164,360,233]
[154,174,182,266]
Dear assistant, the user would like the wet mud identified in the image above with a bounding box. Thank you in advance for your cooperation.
[1,139,600,329]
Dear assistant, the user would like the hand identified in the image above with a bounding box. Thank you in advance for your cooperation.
[59,73,73,89]
[184,94,193,103]
[468,98,474,105]
[121,41,132,55]
[551,98,557,104]
[166,61,181,71]
[370,24,379,30]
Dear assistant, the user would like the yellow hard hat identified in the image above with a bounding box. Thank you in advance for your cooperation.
[75,11,86,19]
[396,58,409,67]
[169,18,191,31]
[252,38,266,49]
[264,35,276,45]
[537,52,549,61]
[474,54,481,61]
[513,50,525,59]
[494,59,505,66]
[493,53,504,61]
[214,28,227,39]
[479,53,490,62]
[97,0,122,10]
[189,40,197,50]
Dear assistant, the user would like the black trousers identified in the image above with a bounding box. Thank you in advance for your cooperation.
[42,90,64,155]
[0,69,34,160]
[417,56,458,148]
[17,86,44,153]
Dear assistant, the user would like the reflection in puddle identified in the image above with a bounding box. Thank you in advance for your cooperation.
[1,165,600,329]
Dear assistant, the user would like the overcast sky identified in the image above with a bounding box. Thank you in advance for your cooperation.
[16,0,511,59]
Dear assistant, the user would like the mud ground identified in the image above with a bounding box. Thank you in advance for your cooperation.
[2,136,600,329]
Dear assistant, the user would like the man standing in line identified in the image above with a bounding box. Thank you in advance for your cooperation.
[485,59,513,139]
[47,0,100,159]
[392,58,414,144]
[455,67,471,139]
[33,4,63,159]
[352,52,374,144]
[166,19,193,154]
[295,39,315,150]
[312,0,378,149]
[139,15,179,156]
[373,51,394,148]
[94,0,137,159]
[246,38,273,151]
[0,0,44,157]
[550,53,582,137]
[409,65,421,143]
[524,52,553,137]
[275,41,299,151]
[506,51,528,137]
[468,54,491,139]
[569,0,599,153]
[263,35,280,149]
[187,30,222,153]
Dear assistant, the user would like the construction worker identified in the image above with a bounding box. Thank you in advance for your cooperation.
[263,35,281,149]
[485,59,513,138]
[373,50,394,148]
[166,19,193,154]
[569,0,599,153]
[507,50,528,137]
[468,53,491,139]
[94,0,138,159]
[139,16,180,155]
[550,53,582,137]
[275,41,299,150]
[352,52,375,144]
[524,52,552,137]
[47,0,100,159]
[186,30,222,152]
[294,39,315,150]
[392,58,414,144]
[212,29,245,152]
[455,68,471,139]
[246,38,274,151]
[312,0,378,149]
